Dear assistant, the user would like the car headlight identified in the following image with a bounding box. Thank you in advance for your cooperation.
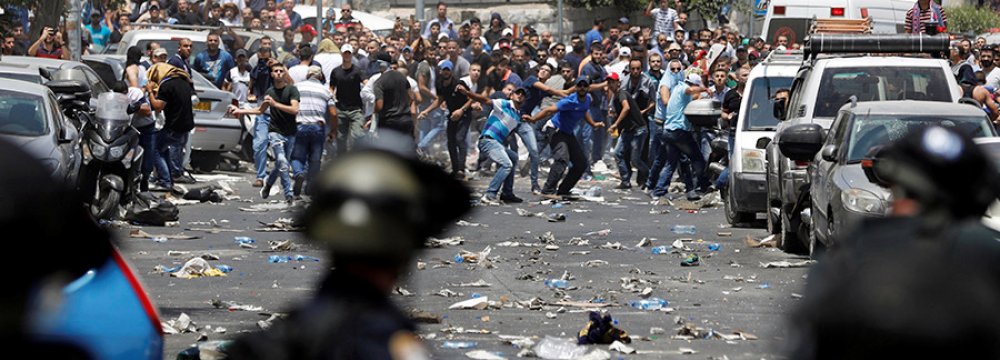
[741,149,766,173]
[841,188,886,214]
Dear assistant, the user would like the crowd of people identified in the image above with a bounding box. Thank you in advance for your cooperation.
[2,0,999,205]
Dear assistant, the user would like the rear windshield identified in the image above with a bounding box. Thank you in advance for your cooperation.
[765,18,810,45]
[132,39,216,63]
[744,76,793,130]
[0,72,43,84]
[0,92,48,136]
[814,67,951,118]
[846,115,993,162]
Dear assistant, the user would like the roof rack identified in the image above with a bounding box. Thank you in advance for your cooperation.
[763,49,804,65]
[803,34,949,60]
[810,18,872,35]
[130,23,227,31]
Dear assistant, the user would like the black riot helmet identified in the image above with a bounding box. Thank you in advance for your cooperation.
[298,134,471,264]
[868,126,1000,220]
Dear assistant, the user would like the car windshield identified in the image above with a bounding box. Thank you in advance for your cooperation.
[745,76,793,130]
[0,92,48,136]
[847,115,994,162]
[135,39,211,63]
[0,72,43,84]
[815,67,951,118]
[191,71,215,89]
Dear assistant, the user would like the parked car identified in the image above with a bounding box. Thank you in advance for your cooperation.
[766,34,956,253]
[114,29,227,61]
[82,54,243,172]
[0,79,83,187]
[780,101,997,256]
[293,5,395,37]
[724,50,800,225]
[977,137,1000,232]
[0,56,110,96]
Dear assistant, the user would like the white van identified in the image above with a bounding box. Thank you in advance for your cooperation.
[760,0,915,42]
[724,50,801,225]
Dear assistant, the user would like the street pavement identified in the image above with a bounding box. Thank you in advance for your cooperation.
[115,166,813,359]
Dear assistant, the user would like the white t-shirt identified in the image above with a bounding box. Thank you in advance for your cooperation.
[228,67,251,105]
[313,53,343,86]
[986,67,1000,90]
[288,64,311,83]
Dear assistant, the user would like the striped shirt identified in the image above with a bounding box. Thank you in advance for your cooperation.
[481,99,521,142]
[295,79,335,125]
[905,5,947,34]
[651,7,678,36]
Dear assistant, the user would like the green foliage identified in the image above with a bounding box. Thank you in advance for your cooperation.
[945,5,1000,35]
[566,0,646,13]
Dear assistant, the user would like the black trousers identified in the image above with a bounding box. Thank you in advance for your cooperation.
[379,115,414,140]
[543,130,587,195]
[446,113,472,174]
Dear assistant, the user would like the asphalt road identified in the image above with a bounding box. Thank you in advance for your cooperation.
[115,167,813,359]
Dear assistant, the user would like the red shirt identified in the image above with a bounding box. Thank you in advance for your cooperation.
[36,44,63,59]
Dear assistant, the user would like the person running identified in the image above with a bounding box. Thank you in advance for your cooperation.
[291,66,336,198]
[417,60,472,178]
[528,78,606,200]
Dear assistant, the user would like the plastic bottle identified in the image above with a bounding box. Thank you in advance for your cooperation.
[651,246,669,255]
[268,255,290,263]
[234,236,255,244]
[627,297,669,310]
[707,243,721,251]
[671,225,697,234]
[454,254,465,263]
[215,265,233,273]
[586,186,602,197]
[471,293,482,298]
[544,279,569,289]
[294,254,321,262]
[441,341,477,349]
[152,236,168,243]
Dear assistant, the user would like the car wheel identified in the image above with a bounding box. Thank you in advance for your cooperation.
[779,206,806,254]
[724,184,754,226]
[809,223,826,260]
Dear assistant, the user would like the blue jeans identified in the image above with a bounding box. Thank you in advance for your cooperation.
[589,106,609,166]
[514,122,541,190]
[645,120,666,190]
[716,132,735,189]
[137,124,170,189]
[253,114,271,180]
[417,108,445,151]
[478,137,516,198]
[614,127,649,185]
[158,129,188,179]
[265,132,295,199]
[292,124,325,192]
[653,129,707,197]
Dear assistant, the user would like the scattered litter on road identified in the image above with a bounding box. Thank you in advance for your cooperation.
[449,297,489,310]
[427,236,465,247]
[256,313,285,330]
[628,298,669,310]
[442,341,478,349]
[268,255,322,263]
[212,299,264,312]
[453,279,493,287]
[167,250,190,256]
[161,313,198,334]
[578,311,630,345]
[268,240,296,251]
[394,287,414,296]
[172,258,226,279]
[457,220,487,227]
[547,213,567,222]
[635,237,651,247]
[544,279,570,289]
[707,243,721,251]
[534,336,588,359]
[465,350,505,360]
[129,229,200,240]
[256,218,301,232]
[585,229,611,236]
[671,225,697,234]
[545,244,560,251]
[582,260,609,267]
[760,260,815,268]
[608,341,636,354]
[672,239,686,249]
[409,310,442,324]
[681,254,700,267]
[568,237,589,246]
[679,347,698,354]
[745,234,777,248]
[598,242,623,250]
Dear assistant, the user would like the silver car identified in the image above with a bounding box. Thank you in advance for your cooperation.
[0,79,82,186]
[82,55,242,172]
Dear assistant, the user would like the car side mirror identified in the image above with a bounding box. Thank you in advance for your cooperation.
[862,146,889,187]
[778,123,824,161]
[773,98,787,120]
[58,127,74,143]
[821,144,838,162]
[756,137,771,150]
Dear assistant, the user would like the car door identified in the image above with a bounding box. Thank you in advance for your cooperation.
[77,66,110,96]
[813,110,851,227]
[48,93,81,186]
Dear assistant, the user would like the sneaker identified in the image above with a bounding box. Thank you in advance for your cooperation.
[541,193,562,201]
[292,173,305,197]
[253,179,264,187]
[174,174,197,184]
[499,193,524,203]
[285,195,294,205]
[149,182,171,192]
[260,182,272,199]
[559,193,580,201]
[680,253,700,267]
[615,182,632,190]
[479,194,500,206]
[686,190,702,201]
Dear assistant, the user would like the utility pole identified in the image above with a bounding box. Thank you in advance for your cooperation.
[415,0,425,25]
[317,0,323,42]
[67,0,82,61]
[558,0,564,43]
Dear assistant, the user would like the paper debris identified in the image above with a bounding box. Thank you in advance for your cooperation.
[760,260,816,268]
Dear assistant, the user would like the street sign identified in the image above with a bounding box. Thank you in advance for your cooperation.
[754,0,769,16]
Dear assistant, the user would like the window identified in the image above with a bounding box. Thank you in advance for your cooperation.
[0,72,43,84]
[845,115,994,162]
[79,67,110,95]
[0,92,48,136]
[84,60,119,87]
[744,76,793,130]
[814,67,951,118]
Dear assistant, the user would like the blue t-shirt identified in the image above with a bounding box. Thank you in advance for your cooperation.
[585,29,602,53]
[520,76,544,115]
[86,24,112,52]
[654,71,684,121]
[579,62,607,110]
[193,50,236,89]
[482,99,522,142]
[663,83,693,131]
[551,93,591,134]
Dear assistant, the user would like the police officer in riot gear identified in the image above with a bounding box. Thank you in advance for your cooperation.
[228,134,472,360]
[787,126,1000,359]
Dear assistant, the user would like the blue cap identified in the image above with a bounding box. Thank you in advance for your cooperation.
[439,59,454,71]
[402,46,412,53]
[515,86,529,94]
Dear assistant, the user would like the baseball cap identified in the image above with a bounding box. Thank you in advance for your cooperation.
[606,72,620,81]
[341,44,354,54]
[235,48,249,58]
[618,16,629,24]
[438,59,454,71]
[668,42,682,51]
[307,65,323,79]
[152,48,168,57]
[498,40,511,49]
[514,86,528,94]
[576,77,591,87]
[375,51,391,63]
[618,47,631,57]
[402,46,412,53]
[300,24,317,36]
[684,73,703,86]
[502,28,513,37]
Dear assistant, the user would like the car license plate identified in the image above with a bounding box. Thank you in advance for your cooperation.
[193,101,212,112]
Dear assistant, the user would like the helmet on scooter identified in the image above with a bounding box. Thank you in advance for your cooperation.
[299,134,471,263]
[872,126,1000,219]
